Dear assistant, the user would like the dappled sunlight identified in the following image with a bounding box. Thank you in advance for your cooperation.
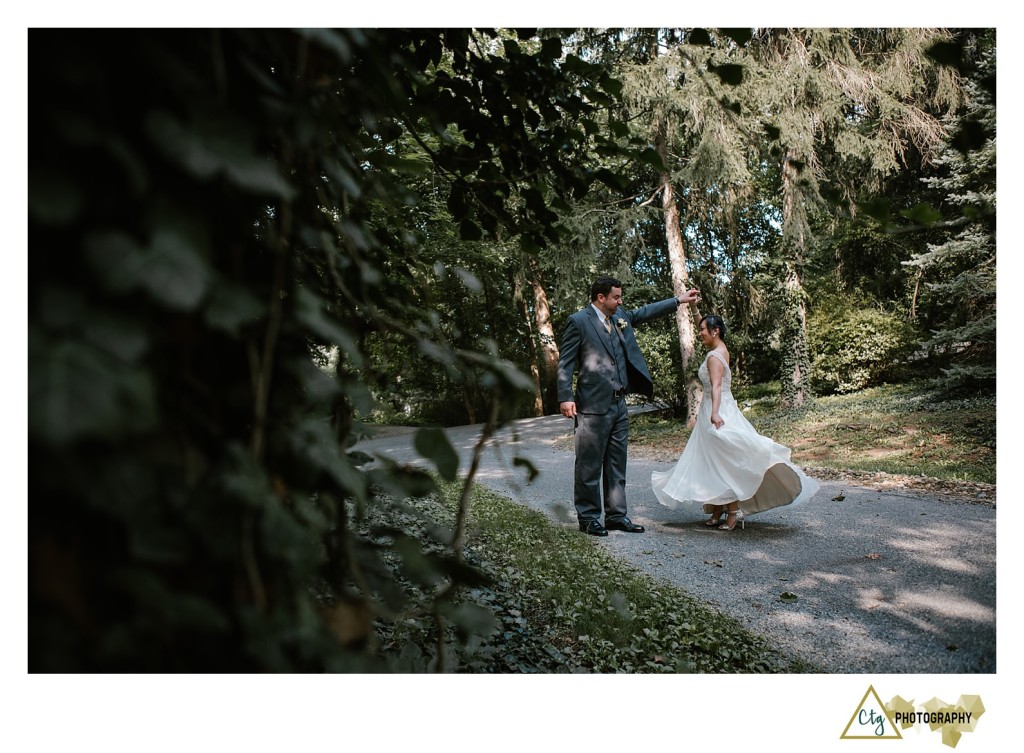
[842,584,995,635]
[791,570,858,588]
[771,611,817,629]
[886,524,995,574]
[742,549,793,566]
[895,590,995,623]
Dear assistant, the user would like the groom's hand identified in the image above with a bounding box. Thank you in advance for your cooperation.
[677,289,700,305]
[560,401,577,418]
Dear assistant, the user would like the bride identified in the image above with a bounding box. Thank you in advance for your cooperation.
[651,315,819,530]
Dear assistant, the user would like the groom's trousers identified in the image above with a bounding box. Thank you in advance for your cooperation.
[573,396,630,525]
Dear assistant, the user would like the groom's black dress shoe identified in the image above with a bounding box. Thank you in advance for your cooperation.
[579,520,609,537]
[605,517,645,533]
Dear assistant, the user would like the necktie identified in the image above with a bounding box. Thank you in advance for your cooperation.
[604,317,612,334]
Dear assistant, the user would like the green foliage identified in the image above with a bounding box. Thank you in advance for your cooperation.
[29,28,634,671]
[906,36,996,389]
[634,314,686,410]
[808,296,919,394]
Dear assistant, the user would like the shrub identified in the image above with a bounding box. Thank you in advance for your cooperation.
[808,297,919,394]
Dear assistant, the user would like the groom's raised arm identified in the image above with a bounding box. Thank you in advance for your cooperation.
[626,289,700,326]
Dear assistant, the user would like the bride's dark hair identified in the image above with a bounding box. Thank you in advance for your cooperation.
[699,315,727,339]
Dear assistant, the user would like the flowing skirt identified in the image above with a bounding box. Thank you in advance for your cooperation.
[651,394,819,516]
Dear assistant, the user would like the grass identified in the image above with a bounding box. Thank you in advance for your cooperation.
[391,482,815,673]
[630,380,995,484]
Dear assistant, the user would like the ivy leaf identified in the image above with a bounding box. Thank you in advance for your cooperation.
[204,281,266,336]
[146,110,294,199]
[29,334,157,445]
[291,418,368,500]
[137,227,212,311]
[84,231,148,294]
[414,427,459,481]
[83,314,150,362]
[294,288,364,368]
[513,456,539,483]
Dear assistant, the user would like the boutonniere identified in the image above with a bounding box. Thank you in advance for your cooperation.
[616,318,629,332]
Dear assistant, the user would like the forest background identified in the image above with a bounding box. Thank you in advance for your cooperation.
[25,20,997,686]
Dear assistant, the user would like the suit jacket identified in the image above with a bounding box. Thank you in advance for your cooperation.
[556,297,679,414]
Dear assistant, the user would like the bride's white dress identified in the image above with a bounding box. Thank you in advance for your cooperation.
[651,350,819,516]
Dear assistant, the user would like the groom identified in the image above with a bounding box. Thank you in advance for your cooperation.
[557,276,700,536]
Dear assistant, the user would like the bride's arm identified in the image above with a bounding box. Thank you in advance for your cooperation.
[708,357,725,429]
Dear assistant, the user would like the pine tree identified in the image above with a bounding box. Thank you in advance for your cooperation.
[905,38,996,387]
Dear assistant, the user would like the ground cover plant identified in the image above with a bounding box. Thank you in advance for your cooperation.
[366,482,815,673]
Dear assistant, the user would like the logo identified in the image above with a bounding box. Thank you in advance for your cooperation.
[841,685,902,739]
[841,686,986,748]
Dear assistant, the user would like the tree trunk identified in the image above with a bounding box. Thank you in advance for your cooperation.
[528,257,560,415]
[780,150,812,409]
[657,131,700,425]
[513,269,545,416]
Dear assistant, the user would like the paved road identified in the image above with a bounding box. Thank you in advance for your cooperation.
[352,411,997,674]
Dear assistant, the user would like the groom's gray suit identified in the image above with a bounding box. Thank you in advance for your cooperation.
[556,296,680,527]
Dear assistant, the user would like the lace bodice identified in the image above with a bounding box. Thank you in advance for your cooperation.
[698,350,731,395]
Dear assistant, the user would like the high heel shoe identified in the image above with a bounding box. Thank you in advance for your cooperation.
[718,510,745,531]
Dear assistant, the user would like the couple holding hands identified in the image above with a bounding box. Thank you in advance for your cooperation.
[556,276,818,537]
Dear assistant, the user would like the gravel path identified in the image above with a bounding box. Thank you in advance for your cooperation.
[352,411,997,674]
